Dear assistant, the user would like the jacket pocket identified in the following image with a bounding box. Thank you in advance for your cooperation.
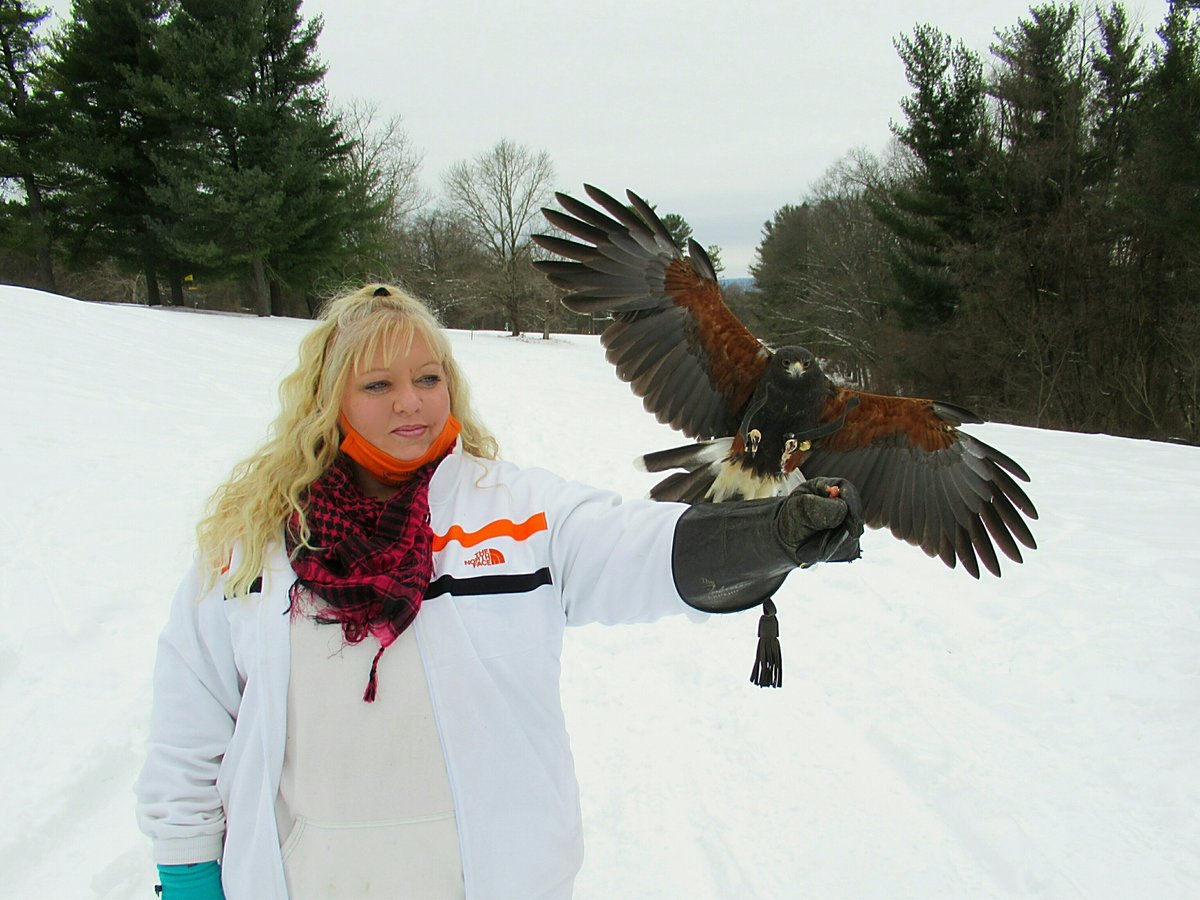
[280,813,464,898]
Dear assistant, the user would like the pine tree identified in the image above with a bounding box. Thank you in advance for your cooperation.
[871,24,992,328]
[0,0,58,290]
[1089,3,1146,186]
[1126,1,1200,437]
[658,212,692,249]
[248,0,363,313]
[990,3,1089,231]
[152,0,278,313]
[985,3,1104,428]
[750,202,815,342]
[1135,1,1200,261]
[48,0,183,305]
[153,0,365,315]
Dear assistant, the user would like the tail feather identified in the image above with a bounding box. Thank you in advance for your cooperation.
[648,467,721,504]
[638,438,733,474]
[638,438,730,503]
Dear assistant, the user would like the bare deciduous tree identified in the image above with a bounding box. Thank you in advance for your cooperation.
[390,207,492,328]
[338,99,428,228]
[443,138,555,336]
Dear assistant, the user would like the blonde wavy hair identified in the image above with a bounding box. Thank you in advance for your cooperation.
[196,283,499,597]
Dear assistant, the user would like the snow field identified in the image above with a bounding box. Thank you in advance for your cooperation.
[1,287,1197,898]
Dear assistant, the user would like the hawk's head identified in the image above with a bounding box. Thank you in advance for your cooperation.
[769,346,820,384]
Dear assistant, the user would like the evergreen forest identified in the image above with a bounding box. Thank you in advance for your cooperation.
[1,0,1197,442]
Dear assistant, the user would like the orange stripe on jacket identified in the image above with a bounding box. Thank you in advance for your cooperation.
[434,513,548,551]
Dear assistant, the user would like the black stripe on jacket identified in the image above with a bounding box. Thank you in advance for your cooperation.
[425,567,553,600]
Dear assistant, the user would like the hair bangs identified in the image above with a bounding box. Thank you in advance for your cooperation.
[352,313,416,375]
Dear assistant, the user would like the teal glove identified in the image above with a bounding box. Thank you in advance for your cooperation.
[156,861,224,899]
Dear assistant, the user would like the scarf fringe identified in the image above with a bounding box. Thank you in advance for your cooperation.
[363,643,386,703]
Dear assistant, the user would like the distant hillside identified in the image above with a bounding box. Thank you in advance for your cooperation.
[720,276,755,290]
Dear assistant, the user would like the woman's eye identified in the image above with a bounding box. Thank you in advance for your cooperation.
[417,374,442,387]
[364,381,390,393]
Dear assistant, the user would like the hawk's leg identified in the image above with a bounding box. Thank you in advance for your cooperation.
[781,435,801,470]
[746,428,762,456]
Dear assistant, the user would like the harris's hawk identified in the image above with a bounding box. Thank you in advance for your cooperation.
[532,185,1037,578]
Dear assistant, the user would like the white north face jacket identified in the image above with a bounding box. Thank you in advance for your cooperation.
[135,445,697,899]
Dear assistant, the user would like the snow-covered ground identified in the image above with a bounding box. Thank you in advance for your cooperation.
[1,286,1197,899]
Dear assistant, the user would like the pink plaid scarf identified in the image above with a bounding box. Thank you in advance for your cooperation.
[286,452,443,701]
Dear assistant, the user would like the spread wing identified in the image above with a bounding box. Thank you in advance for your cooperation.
[535,185,1038,578]
[802,388,1038,578]
[533,185,769,439]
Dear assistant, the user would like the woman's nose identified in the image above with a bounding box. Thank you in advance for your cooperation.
[392,382,420,413]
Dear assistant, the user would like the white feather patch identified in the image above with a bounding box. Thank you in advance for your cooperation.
[706,464,788,501]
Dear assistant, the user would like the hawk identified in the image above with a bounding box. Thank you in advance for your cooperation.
[533,185,1037,578]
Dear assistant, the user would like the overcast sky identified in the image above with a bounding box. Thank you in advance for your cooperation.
[48,0,1169,278]
[302,0,1168,277]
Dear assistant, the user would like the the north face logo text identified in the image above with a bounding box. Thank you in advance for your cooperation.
[465,548,506,568]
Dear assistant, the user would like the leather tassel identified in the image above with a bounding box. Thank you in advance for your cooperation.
[750,597,783,688]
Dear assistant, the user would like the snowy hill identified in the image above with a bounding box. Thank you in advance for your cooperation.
[1,286,1198,898]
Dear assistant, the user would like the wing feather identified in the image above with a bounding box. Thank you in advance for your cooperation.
[641,345,691,427]
[909,450,930,550]
[587,184,680,252]
[534,187,768,439]
[954,523,981,579]
[541,206,612,244]
[605,309,687,383]
[922,471,961,570]
[990,490,1038,550]
[970,516,1002,578]
[981,454,1038,519]
[979,501,1023,563]
[899,448,919,546]
[801,389,1037,576]
[635,347,689,425]
[532,237,602,264]
[937,532,958,569]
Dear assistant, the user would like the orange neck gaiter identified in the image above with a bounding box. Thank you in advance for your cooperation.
[338,413,461,484]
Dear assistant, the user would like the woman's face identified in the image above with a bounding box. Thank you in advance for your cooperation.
[339,331,452,461]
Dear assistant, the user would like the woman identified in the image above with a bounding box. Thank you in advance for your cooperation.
[136,284,863,900]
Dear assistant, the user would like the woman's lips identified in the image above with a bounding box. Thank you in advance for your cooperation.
[392,424,427,437]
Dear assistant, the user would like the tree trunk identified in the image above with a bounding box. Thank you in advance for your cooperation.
[505,267,521,336]
[22,175,55,293]
[167,260,185,307]
[144,253,161,307]
[250,255,271,316]
[269,254,284,316]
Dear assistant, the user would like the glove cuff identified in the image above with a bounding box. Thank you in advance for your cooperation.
[157,861,223,900]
